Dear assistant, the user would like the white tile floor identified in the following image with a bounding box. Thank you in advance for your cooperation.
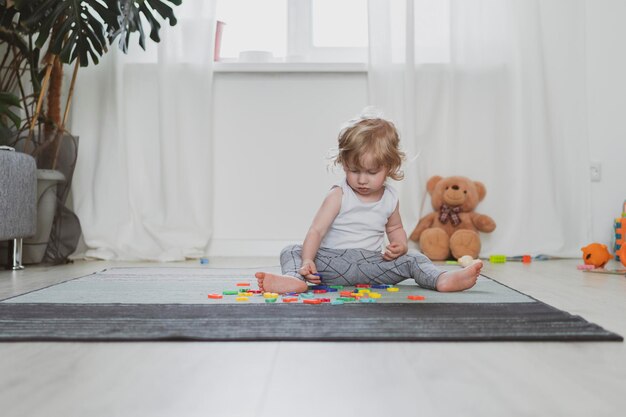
[0,257,624,417]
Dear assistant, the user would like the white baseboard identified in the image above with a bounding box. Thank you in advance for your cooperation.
[207,239,299,257]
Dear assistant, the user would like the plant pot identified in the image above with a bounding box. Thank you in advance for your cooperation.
[22,169,66,264]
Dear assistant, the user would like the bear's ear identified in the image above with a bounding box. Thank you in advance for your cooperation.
[474,181,486,201]
[426,176,442,194]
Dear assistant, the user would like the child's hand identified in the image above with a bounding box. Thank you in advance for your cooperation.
[383,242,407,261]
[299,260,321,284]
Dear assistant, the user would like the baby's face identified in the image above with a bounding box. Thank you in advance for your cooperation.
[344,153,388,198]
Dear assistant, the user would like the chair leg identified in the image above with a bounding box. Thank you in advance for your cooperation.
[10,238,24,270]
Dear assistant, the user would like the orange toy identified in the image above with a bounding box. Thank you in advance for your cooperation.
[581,243,613,268]
[617,244,626,268]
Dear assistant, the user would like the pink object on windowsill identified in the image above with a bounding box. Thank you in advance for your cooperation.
[214,20,225,61]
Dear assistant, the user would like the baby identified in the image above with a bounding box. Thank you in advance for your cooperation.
[256,112,482,294]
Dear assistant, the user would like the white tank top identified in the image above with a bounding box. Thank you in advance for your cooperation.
[320,178,399,252]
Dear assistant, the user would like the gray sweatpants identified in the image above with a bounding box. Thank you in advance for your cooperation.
[280,245,444,290]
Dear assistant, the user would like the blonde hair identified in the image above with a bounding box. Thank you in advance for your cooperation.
[334,117,405,181]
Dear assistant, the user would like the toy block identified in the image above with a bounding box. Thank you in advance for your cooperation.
[369,293,382,299]
[386,287,399,292]
[236,282,250,287]
[303,299,322,305]
[489,255,507,263]
[235,297,249,302]
[311,285,329,290]
[207,294,223,299]
[282,297,298,303]
[222,290,239,295]
[522,255,532,264]
[407,295,426,300]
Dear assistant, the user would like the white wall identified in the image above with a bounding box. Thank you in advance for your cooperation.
[208,0,625,257]
[585,0,626,248]
[210,72,367,256]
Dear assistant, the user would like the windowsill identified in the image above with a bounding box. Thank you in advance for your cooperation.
[213,62,368,73]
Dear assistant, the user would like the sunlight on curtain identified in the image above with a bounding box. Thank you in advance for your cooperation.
[368,0,590,257]
[71,1,217,261]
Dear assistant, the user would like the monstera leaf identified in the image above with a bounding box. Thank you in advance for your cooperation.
[0,92,22,129]
[19,0,108,65]
[107,0,181,53]
[12,0,182,66]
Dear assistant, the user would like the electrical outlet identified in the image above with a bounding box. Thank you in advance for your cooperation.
[590,162,602,182]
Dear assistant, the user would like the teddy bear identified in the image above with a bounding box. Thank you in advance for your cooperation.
[409,175,496,261]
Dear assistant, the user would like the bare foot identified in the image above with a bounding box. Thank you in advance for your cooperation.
[255,272,309,294]
[435,260,483,292]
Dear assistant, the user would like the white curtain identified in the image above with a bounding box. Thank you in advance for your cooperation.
[368,0,590,257]
[71,1,217,261]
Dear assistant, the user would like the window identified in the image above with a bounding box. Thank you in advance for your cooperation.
[215,0,368,63]
[312,0,368,48]
[216,0,288,60]
[381,0,450,64]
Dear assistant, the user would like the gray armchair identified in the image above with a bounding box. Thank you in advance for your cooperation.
[0,146,37,269]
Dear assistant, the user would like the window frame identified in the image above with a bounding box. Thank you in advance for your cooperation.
[287,0,368,63]
[215,0,368,67]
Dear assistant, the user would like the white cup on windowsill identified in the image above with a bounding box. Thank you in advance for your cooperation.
[238,50,274,62]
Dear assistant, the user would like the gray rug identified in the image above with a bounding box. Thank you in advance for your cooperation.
[1,266,533,304]
[0,267,621,342]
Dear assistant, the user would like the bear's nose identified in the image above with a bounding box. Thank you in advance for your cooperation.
[452,185,459,190]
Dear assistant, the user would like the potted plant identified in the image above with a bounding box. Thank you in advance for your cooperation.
[0,0,183,264]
